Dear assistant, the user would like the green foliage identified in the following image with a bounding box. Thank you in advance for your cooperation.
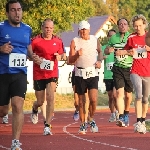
[136,0,150,22]
[118,0,150,23]
[93,0,150,26]
[92,0,110,16]
[0,0,95,36]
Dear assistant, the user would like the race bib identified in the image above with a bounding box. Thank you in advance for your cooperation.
[106,62,114,70]
[116,55,128,61]
[133,48,147,59]
[9,53,26,67]
[81,67,96,79]
[40,59,54,70]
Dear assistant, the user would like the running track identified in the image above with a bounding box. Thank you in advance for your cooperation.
[0,108,150,150]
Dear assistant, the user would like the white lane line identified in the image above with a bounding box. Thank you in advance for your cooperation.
[0,124,11,127]
[0,145,10,150]
[63,122,138,150]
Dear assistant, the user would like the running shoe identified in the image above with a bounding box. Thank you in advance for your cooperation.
[116,117,125,127]
[124,114,129,127]
[2,114,8,124]
[73,111,79,121]
[31,110,38,124]
[11,139,22,150]
[43,126,52,135]
[89,120,98,133]
[134,121,146,134]
[109,113,116,122]
[78,123,86,134]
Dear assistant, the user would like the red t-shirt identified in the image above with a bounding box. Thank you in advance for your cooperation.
[124,32,150,76]
[32,34,64,80]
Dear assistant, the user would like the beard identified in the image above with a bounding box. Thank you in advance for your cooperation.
[9,17,22,26]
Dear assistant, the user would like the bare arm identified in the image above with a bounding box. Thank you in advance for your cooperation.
[69,40,81,64]
[97,40,103,62]
[27,44,33,60]
[104,46,114,55]
[66,56,75,65]
[145,30,150,47]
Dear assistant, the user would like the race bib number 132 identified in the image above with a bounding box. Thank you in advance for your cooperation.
[9,53,26,67]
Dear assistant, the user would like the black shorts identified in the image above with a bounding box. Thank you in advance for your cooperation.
[0,73,27,106]
[75,76,99,95]
[34,77,58,91]
[71,71,75,86]
[103,79,114,91]
[112,65,133,92]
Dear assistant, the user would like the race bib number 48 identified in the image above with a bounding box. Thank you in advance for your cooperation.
[40,59,54,70]
[9,53,26,67]
[133,48,147,59]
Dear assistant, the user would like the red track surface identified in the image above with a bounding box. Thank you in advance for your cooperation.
[0,108,150,150]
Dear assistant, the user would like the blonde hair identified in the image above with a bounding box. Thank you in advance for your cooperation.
[131,14,148,27]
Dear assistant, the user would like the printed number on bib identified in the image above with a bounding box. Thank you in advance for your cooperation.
[133,48,147,59]
[82,67,97,79]
[40,59,54,70]
[116,55,128,61]
[9,53,26,67]
[106,62,114,70]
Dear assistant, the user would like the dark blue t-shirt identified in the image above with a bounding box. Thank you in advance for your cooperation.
[0,20,32,74]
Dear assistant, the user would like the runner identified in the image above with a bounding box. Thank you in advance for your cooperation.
[31,18,64,135]
[70,66,89,124]
[69,20,103,134]
[102,29,118,122]
[0,0,33,149]
[116,14,150,134]
[104,18,133,127]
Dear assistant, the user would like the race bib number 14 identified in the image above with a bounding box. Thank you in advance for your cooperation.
[9,53,26,67]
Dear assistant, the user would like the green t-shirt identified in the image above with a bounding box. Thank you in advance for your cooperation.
[108,32,133,68]
[102,45,114,79]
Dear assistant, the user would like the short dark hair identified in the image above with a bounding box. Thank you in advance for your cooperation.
[117,18,129,26]
[6,0,22,12]
[107,29,116,37]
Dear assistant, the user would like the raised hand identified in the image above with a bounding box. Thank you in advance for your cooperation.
[0,41,13,54]
[32,53,43,65]
[54,53,61,61]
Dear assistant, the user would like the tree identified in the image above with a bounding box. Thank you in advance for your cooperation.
[92,0,119,19]
[136,0,150,22]
[105,0,119,19]
[92,0,110,16]
[118,0,150,23]
[0,0,95,36]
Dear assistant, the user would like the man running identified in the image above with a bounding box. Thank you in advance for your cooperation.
[105,18,133,127]
[102,29,118,122]
[68,64,89,124]
[31,18,64,135]
[69,20,103,134]
[117,14,150,134]
[0,0,33,149]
